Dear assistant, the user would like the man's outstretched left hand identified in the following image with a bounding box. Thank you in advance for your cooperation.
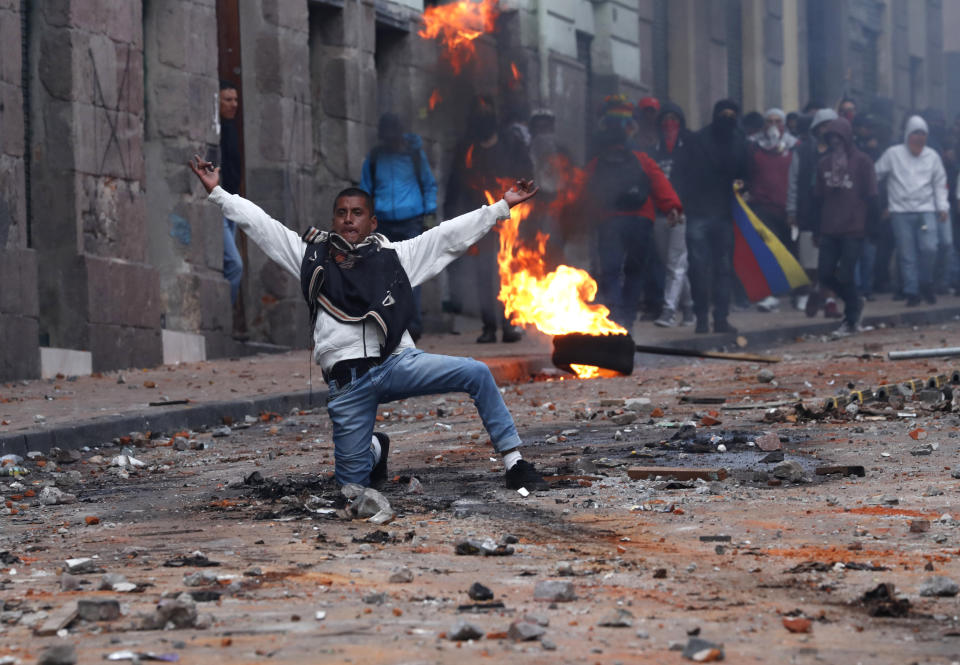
[504,179,539,208]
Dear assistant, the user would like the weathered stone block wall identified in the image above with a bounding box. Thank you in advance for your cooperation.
[0,0,40,380]
[29,0,161,371]
[237,0,314,349]
[142,0,230,353]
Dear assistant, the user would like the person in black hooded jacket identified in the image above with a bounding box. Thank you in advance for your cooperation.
[649,101,695,327]
[672,99,750,334]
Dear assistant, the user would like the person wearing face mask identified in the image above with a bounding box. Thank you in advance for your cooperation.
[875,115,949,306]
[444,96,533,343]
[787,108,838,314]
[746,108,798,312]
[813,118,880,336]
[672,99,749,334]
[650,101,695,327]
[838,98,857,123]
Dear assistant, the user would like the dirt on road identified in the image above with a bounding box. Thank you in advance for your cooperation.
[2,326,960,664]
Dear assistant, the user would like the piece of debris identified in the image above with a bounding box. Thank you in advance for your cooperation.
[105,651,179,662]
[508,619,546,641]
[34,603,79,636]
[39,487,77,505]
[163,552,220,568]
[860,583,911,617]
[183,570,219,587]
[142,593,200,630]
[362,591,387,605]
[919,576,959,597]
[37,644,76,665]
[533,580,576,602]
[628,467,728,482]
[468,582,494,601]
[815,465,865,477]
[448,620,484,641]
[77,598,121,622]
[755,432,781,452]
[389,566,414,583]
[782,617,811,633]
[343,484,394,522]
[910,520,931,533]
[757,369,775,383]
[683,637,724,662]
[597,608,634,627]
[772,461,805,482]
[65,557,105,574]
[455,538,514,556]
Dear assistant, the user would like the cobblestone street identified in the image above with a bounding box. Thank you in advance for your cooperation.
[3,324,960,663]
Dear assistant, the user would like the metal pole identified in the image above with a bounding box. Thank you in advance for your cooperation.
[888,347,960,360]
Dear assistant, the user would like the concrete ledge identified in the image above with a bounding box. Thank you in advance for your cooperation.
[0,355,555,456]
[162,329,207,365]
[40,347,93,379]
[0,390,323,457]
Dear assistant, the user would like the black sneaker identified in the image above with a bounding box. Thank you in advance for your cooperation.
[502,326,523,343]
[714,320,738,334]
[370,432,390,489]
[504,459,550,491]
[476,330,497,343]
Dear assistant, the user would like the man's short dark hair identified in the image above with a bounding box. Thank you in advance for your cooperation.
[220,79,238,92]
[333,187,374,214]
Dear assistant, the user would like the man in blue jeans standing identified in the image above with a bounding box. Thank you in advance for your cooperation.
[361,113,438,341]
[189,154,549,492]
[875,115,949,306]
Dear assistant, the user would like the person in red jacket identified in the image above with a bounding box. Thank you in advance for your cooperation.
[585,105,683,330]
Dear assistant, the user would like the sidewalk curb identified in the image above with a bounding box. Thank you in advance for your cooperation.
[645,305,960,354]
[0,355,555,457]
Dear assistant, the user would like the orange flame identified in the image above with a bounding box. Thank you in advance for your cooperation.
[465,144,475,169]
[510,62,521,80]
[418,0,499,75]
[485,185,626,379]
[428,89,442,111]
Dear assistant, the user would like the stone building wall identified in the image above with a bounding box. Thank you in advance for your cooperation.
[28,0,161,372]
[0,0,39,381]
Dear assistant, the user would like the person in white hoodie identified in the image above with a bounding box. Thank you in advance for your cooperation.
[875,115,949,305]
[187,155,551,493]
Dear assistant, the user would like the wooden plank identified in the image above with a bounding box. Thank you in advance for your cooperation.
[627,467,728,481]
[815,465,866,477]
[34,603,77,636]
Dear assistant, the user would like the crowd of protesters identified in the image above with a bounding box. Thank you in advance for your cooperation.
[356,93,960,341]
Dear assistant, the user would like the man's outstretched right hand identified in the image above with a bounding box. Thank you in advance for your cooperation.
[189,154,220,194]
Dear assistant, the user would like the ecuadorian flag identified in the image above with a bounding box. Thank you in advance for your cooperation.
[732,190,810,301]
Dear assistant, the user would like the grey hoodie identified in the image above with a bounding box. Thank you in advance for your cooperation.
[875,115,948,213]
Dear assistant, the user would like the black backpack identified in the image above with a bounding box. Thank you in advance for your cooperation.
[591,146,650,211]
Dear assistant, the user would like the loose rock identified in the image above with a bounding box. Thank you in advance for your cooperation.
[468,582,494,601]
[597,608,634,627]
[77,598,121,622]
[772,460,805,482]
[919,576,959,597]
[533,580,576,602]
[388,567,414,583]
[38,645,76,665]
[509,619,546,641]
[683,637,724,662]
[448,620,484,641]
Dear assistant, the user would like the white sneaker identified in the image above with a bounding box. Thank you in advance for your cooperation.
[757,296,780,312]
[654,309,678,328]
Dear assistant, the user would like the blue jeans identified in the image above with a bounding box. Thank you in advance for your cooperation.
[380,217,424,336]
[325,348,522,486]
[891,212,937,296]
[685,216,734,323]
[223,217,243,305]
[818,235,863,325]
[595,216,653,329]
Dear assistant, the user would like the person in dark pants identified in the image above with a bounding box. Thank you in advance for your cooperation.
[444,96,532,344]
[585,116,683,330]
[814,118,879,335]
[360,113,438,341]
[219,81,244,330]
[672,100,750,334]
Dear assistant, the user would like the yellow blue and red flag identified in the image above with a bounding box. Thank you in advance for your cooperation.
[731,189,810,302]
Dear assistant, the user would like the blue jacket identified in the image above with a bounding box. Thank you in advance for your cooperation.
[360,133,438,223]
